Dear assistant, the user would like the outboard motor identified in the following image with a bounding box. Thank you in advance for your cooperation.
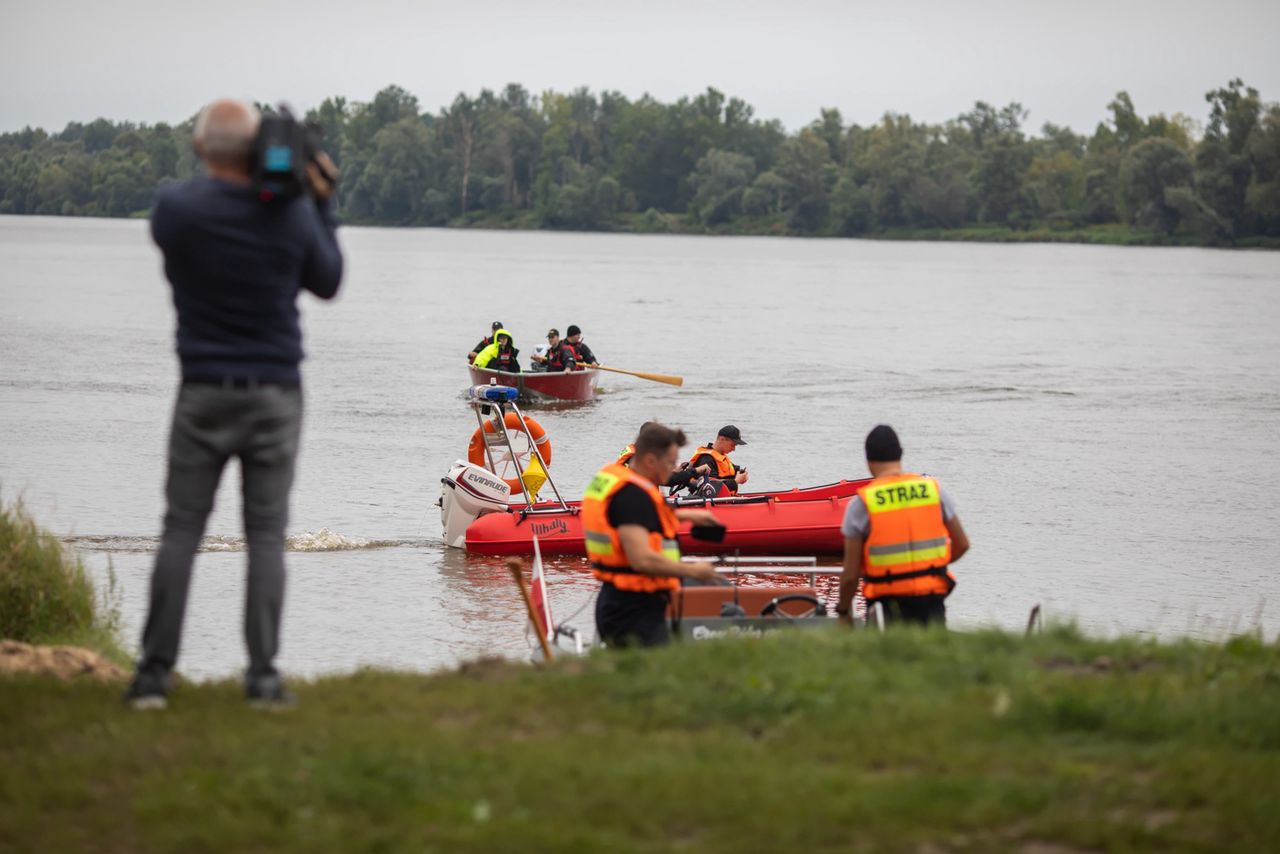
[441,460,512,548]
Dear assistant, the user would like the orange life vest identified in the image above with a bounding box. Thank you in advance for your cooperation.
[689,445,735,477]
[855,472,955,600]
[582,463,681,592]
[616,444,636,467]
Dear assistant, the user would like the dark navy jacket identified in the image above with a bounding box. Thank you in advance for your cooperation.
[150,176,343,384]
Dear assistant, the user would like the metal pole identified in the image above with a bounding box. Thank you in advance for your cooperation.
[509,401,569,510]
[472,404,500,474]
[493,401,536,507]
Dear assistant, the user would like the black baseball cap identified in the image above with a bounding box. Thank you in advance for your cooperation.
[491,320,503,330]
[566,324,581,337]
[547,328,559,338]
[865,424,902,462]
[718,425,747,445]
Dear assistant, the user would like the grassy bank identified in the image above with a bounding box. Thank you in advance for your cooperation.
[0,498,126,665]
[2,627,1277,851]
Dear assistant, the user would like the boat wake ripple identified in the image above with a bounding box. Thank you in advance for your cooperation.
[64,529,431,554]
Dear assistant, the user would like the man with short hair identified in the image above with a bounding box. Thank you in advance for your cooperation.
[531,328,578,372]
[125,98,343,710]
[565,324,598,366]
[835,425,970,627]
[584,423,722,648]
[468,321,503,364]
[688,425,749,494]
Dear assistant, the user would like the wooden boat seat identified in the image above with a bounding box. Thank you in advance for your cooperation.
[670,585,821,619]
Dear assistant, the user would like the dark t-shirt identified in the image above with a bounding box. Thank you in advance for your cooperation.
[606,483,661,532]
[597,483,671,640]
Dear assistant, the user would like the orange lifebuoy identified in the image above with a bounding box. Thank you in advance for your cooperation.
[467,412,553,492]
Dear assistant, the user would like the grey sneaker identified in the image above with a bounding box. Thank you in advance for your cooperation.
[246,674,296,710]
[123,671,169,710]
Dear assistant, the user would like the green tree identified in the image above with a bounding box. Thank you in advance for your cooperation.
[440,92,487,215]
[1119,137,1197,234]
[349,118,436,224]
[689,149,755,225]
[775,128,833,232]
[959,102,1030,224]
[742,170,785,217]
[1195,79,1262,236]
[1244,105,1280,235]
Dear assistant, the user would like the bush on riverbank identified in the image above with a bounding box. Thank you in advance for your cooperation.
[0,498,124,663]
[2,626,1277,851]
[451,210,1280,248]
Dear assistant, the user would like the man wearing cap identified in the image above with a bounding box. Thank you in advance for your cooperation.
[467,321,504,364]
[836,425,970,627]
[530,328,579,372]
[688,426,750,494]
[565,325,598,367]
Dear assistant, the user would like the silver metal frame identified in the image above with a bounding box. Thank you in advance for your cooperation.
[469,392,570,511]
[681,555,833,587]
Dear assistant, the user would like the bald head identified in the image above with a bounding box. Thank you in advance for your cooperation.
[193,99,260,170]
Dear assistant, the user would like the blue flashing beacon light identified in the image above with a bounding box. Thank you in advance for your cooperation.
[470,384,519,402]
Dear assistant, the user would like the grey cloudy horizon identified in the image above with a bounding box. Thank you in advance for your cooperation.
[3,0,1278,137]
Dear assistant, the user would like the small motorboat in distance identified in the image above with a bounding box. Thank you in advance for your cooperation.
[469,365,599,404]
[439,384,872,557]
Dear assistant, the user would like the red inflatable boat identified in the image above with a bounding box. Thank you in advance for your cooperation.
[441,384,869,558]
[463,479,870,556]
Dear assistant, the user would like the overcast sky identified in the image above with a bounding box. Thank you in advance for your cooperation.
[3,0,1277,137]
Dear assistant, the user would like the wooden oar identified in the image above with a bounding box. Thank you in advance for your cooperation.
[578,362,683,387]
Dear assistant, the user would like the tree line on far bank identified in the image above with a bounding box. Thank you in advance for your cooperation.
[1,79,1278,245]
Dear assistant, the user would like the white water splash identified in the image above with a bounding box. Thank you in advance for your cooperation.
[202,535,241,552]
[285,528,373,552]
[65,529,417,554]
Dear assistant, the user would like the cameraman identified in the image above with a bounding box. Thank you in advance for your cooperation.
[125,99,343,710]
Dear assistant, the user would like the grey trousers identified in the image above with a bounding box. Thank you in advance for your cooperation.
[138,382,303,679]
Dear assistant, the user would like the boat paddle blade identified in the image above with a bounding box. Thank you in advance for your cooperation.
[582,363,684,387]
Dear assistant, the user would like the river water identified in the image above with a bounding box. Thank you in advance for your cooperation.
[2,216,1277,679]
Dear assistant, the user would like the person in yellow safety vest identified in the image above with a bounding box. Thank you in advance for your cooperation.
[688,425,749,494]
[472,328,520,372]
[836,425,970,627]
[584,422,722,648]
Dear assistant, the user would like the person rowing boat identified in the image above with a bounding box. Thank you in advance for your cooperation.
[530,328,580,372]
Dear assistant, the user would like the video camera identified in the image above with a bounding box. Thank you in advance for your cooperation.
[251,104,331,201]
